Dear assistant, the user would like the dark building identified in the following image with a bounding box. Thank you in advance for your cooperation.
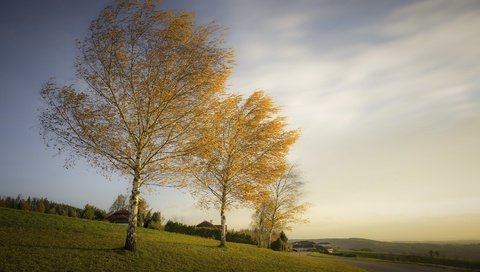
[106,209,129,224]
[196,220,227,232]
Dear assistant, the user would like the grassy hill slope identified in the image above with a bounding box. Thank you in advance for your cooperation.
[0,208,364,272]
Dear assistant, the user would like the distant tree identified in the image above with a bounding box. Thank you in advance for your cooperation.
[94,208,106,220]
[19,200,30,210]
[271,231,288,251]
[189,92,299,247]
[251,201,272,248]
[81,204,105,220]
[39,0,233,251]
[6,197,15,208]
[144,211,164,230]
[252,165,309,248]
[109,194,127,213]
[68,207,77,217]
[136,198,150,227]
[15,195,22,209]
[82,204,96,220]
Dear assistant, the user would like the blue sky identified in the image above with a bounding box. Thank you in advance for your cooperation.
[1,0,479,241]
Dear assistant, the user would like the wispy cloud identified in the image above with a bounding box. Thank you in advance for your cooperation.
[228,0,480,132]
[223,0,480,239]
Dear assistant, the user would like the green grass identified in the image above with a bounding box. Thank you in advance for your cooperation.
[0,208,365,272]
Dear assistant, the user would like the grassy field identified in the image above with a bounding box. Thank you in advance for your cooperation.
[0,208,365,272]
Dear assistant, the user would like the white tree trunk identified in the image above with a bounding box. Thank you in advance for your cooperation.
[124,172,140,251]
[220,201,227,247]
[268,229,273,248]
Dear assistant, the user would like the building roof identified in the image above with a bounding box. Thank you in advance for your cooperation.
[106,209,129,224]
[196,220,225,230]
[197,220,216,228]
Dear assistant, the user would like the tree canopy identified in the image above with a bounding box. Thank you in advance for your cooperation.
[189,91,299,246]
[39,0,233,251]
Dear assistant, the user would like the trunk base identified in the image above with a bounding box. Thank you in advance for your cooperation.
[124,234,137,251]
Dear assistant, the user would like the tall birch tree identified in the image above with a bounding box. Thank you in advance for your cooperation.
[39,1,233,251]
[189,91,299,247]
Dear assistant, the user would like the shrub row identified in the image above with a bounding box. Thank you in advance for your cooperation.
[164,220,256,245]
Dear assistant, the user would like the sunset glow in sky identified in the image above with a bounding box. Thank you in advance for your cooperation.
[1,0,479,241]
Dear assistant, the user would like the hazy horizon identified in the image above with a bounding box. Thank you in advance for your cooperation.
[1,0,479,241]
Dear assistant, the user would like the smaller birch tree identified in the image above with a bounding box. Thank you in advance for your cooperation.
[189,91,299,247]
[109,194,128,213]
[251,201,272,248]
[253,165,309,248]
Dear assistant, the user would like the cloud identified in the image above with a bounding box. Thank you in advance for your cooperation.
[229,0,480,133]
[223,0,480,239]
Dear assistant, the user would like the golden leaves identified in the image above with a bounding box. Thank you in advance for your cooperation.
[189,91,299,212]
[40,1,233,184]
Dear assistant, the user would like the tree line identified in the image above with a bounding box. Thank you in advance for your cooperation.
[0,195,103,220]
[39,0,307,251]
[0,194,162,230]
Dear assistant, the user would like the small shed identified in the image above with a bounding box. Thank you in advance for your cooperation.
[106,209,129,224]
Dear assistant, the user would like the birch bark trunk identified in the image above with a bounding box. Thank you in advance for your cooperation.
[124,172,140,251]
[220,201,226,247]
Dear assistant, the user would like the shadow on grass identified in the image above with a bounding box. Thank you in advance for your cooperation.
[7,244,129,254]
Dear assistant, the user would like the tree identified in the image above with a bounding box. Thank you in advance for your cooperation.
[189,91,299,246]
[36,201,46,213]
[136,197,150,227]
[82,204,96,220]
[109,194,128,213]
[253,165,309,248]
[251,201,272,248]
[271,231,288,251]
[68,207,78,217]
[39,1,233,251]
[144,211,164,229]
[19,200,30,210]
[82,204,106,220]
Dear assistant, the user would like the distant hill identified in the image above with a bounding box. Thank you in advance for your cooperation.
[0,208,365,272]
[291,238,480,261]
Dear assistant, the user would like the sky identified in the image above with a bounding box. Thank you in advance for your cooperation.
[1,0,479,241]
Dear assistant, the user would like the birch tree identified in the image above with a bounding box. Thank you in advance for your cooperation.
[109,194,128,213]
[251,201,272,248]
[39,1,233,251]
[253,165,309,248]
[189,91,299,247]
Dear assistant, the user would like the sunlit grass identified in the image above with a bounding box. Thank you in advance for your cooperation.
[0,208,365,271]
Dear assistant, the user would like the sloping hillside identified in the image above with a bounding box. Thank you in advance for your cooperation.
[0,208,364,272]
[303,238,480,261]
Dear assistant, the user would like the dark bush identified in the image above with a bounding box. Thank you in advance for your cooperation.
[82,204,106,220]
[271,231,289,251]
